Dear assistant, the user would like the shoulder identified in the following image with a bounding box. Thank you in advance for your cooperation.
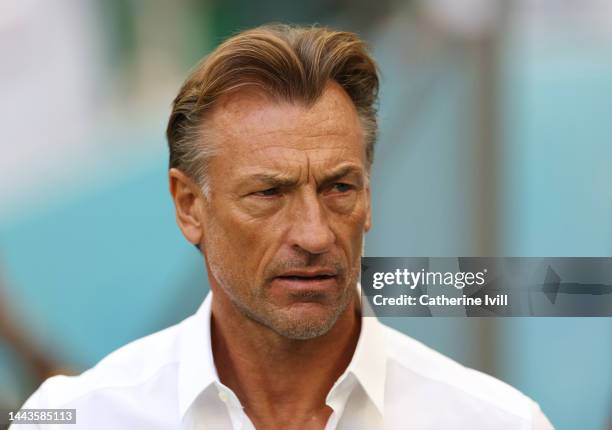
[379,323,553,429]
[22,318,186,409]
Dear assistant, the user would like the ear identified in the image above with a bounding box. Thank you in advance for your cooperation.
[364,183,372,233]
[169,168,206,246]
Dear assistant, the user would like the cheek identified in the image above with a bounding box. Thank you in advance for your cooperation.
[344,194,369,226]
[323,193,359,214]
[330,202,368,253]
[203,204,283,274]
[208,218,256,262]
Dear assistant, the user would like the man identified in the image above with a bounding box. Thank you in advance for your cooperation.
[15,24,553,429]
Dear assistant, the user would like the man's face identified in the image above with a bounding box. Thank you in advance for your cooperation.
[200,81,371,339]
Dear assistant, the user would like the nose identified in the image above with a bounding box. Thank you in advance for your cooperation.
[287,190,335,255]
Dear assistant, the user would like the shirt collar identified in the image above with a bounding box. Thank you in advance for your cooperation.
[177,290,388,419]
[342,298,387,415]
[178,292,218,419]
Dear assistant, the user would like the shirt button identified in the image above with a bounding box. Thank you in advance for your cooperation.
[218,391,229,402]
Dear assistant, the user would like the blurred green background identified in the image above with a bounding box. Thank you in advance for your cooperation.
[1,1,611,429]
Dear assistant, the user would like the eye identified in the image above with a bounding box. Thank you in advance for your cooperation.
[253,187,280,197]
[330,183,353,193]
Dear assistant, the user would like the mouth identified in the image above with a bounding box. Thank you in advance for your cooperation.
[278,274,336,281]
[272,269,339,291]
[276,269,337,280]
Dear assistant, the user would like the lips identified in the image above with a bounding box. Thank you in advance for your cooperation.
[272,269,339,291]
[278,274,335,281]
[275,269,337,281]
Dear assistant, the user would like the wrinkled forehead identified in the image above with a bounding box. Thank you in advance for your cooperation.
[205,82,366,158]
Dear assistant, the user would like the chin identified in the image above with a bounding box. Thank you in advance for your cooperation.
[264,301,348,340]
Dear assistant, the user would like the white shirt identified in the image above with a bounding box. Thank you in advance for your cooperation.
[15,292,554,429]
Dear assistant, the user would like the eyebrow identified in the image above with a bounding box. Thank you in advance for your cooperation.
[238,163,365,189]
[247,172,300,188]
[317,164,365,186]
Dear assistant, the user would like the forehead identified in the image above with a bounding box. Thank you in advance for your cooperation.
[205,82,365,162]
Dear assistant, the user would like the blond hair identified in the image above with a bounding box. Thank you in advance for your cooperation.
[166,24,379,191]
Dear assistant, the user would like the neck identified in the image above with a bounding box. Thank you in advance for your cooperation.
[210,287,361,429]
